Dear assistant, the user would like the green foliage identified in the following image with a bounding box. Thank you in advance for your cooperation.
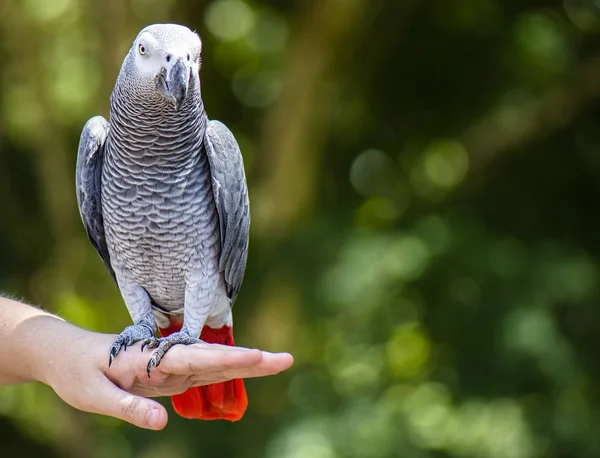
[2,0,600,457]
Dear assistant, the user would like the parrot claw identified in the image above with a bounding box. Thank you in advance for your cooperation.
[144,331,201,378]
[109,323,155,367]
[140,336,160,352]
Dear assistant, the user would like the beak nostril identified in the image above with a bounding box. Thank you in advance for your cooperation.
[166,55,171,63]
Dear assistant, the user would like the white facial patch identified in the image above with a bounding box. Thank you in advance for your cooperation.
[134,32,164,78]
[132,26,202,78]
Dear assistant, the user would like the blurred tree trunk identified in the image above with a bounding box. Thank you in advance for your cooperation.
[248,0,371,353]
[253,0,367,237]
[463,52,600,173]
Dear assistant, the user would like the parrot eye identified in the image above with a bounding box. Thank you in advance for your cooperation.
[139,44,147,55]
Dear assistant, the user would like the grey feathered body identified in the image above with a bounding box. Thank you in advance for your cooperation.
[76,24,249,347]
[103,83,220,316]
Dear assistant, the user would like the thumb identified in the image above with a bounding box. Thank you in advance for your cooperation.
[90,380,169,430]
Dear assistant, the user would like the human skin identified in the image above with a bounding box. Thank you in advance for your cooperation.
[0,296,294,430]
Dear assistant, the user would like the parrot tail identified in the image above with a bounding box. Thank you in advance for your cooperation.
[159,321,248,421]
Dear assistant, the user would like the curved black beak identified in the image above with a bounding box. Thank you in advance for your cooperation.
[156,58,189,111]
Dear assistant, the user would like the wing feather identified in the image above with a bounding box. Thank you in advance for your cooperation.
[204,120,250,303]
[75,116,115,282]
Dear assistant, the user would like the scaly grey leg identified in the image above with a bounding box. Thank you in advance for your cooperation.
[109,280,156,366]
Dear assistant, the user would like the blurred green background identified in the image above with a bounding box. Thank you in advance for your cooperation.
[2,0,600,457]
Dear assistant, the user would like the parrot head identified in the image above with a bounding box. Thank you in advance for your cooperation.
[122,23,202,111]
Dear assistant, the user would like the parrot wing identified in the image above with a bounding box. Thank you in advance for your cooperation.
[204,120,250,304]
[75,116,116,283]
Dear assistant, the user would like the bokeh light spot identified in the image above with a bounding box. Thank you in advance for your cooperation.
[564,0,600,32]
[515,12,572,72]
[423,139,469,188]
[355,197,405,228]
[387,323,431,378]
[386,236,430,281]
[350,149,396,197]
[248,9,288,54]
[267,420,336,458]
[403,383,452,449]
[51,56,100,121]
[330,345,384,395]
[26,0,72,22]
[205,0,255,42]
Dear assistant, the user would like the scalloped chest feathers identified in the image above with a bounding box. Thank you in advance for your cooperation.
[101,114,220,310]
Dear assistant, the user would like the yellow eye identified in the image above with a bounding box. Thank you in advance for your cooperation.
[139,44,146,55]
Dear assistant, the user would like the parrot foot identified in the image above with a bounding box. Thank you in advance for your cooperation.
[141,332,201,378]
[109,323,155,367]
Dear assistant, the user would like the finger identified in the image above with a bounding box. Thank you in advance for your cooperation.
[159,346,265,375]
[187,342,259,352]
[85,379,169,430]
[226,351,294,378]
[192,351,294,384]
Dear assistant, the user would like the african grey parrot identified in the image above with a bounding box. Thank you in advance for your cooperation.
[75,24,250,421]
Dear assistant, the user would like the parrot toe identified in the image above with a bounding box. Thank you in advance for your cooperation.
[109,323,155,367]
[140,336,160,352]
[144,331,201,378]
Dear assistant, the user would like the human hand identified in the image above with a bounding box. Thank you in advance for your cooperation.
[35,318,293,430]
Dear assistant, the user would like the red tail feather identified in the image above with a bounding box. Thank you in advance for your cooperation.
[159,321,248,421]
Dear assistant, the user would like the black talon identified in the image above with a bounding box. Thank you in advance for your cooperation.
[147,360,155,378]
[109,341,121,367]
[141,337,159,353]
[147,355,161,378]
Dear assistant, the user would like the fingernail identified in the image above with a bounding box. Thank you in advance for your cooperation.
[146,408,160,429]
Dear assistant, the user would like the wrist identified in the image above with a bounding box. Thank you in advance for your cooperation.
[20,315,70,386]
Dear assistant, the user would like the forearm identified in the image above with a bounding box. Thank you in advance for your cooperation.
[0,296,84,385]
